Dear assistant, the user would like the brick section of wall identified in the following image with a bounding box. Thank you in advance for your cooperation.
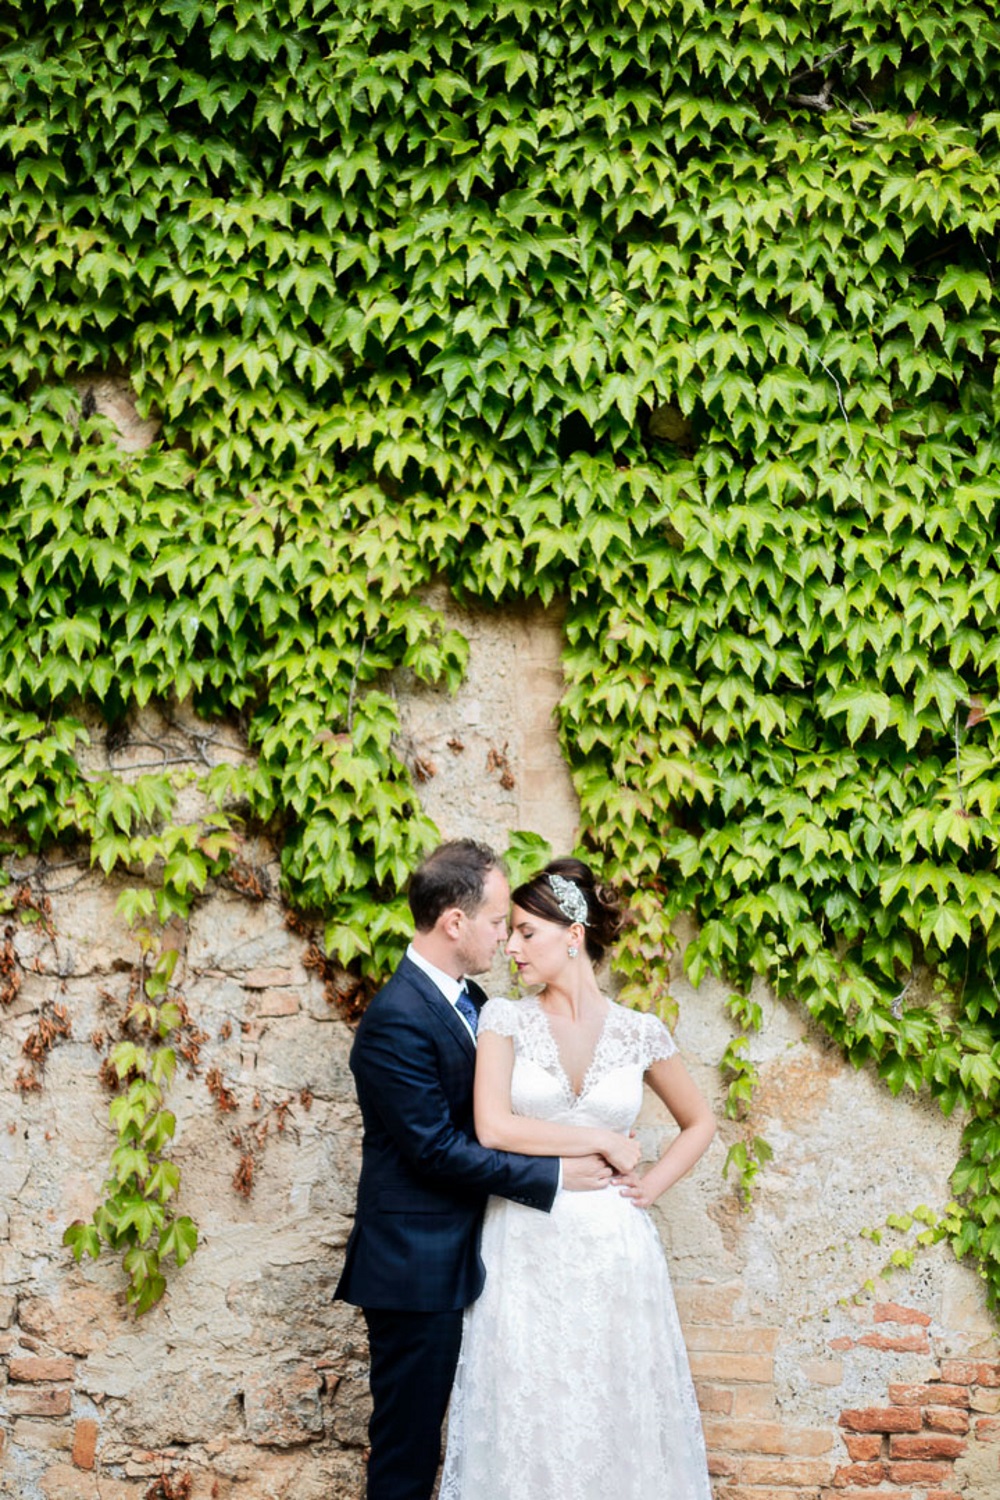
[824,1309,1000,1500]
[1,1276,996,1499]
[680,1295,1000,1500]
[679,1283,832,1496]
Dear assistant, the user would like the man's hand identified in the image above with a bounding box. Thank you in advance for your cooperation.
[561,1154,613,1192]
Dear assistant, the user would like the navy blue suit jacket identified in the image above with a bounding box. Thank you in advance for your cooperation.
[335,955,559,1312]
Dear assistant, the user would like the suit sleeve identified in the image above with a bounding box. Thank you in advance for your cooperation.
[354,1002,559,1211]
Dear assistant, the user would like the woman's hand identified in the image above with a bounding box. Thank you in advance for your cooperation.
[599,1131,642,1174]
[615,1168,658,1210]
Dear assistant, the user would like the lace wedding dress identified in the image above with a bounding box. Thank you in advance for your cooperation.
[439,997,713,1500]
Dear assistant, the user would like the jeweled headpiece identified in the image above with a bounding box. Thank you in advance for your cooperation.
[548,873,589,926]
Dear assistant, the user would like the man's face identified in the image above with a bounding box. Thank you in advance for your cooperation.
[454,867,510,976]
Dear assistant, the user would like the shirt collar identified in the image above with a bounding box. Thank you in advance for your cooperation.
[406,944,466,1006]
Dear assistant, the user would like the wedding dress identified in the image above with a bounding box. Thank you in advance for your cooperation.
[439,996,713,1500]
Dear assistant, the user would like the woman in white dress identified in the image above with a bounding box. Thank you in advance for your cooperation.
[439,858,716,1500]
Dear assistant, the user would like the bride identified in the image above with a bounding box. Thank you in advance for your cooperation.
[439,858,716,1500]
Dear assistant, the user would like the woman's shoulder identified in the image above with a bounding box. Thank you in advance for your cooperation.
[479,994,529,1036]
[606,998,678,1060]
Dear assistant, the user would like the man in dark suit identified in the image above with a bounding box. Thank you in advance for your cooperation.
[336,839,611,1499]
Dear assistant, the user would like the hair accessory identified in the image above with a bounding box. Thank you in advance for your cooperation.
[548,873,588,926]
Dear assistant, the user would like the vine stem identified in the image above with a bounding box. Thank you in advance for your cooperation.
[787,44,850,87]
[778,322,857,458]
[346,633,369,734]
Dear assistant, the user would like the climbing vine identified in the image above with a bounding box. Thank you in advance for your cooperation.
[2,0,1000,1312]
[64,944,198,1316]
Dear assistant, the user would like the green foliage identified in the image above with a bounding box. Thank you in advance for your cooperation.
[723,1135,775,1208]
[504,830,554,893]
[855,1200,967,1295]
[63,947,196,1315]
[2,0,1000,1312]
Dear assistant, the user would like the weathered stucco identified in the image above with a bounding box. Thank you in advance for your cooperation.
[1,608,998,1500]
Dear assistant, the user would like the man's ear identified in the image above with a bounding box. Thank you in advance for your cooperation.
[439,906,464,941]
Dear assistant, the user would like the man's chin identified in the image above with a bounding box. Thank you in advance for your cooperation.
[456,949,493,978]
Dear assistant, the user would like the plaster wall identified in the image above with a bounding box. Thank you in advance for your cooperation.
[1,605,998,1500]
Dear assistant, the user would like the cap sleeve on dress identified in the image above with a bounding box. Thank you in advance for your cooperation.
[640,1010,677,1069]
[478,996,520,1038]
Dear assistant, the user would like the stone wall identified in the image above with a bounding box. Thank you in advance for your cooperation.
[1,605,998,1500]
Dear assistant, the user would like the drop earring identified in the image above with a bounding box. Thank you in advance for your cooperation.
[568,944,578,958]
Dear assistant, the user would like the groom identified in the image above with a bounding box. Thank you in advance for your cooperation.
[336,839,612,1499]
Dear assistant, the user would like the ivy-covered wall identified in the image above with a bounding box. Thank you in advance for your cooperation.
[2,0,1000,1325]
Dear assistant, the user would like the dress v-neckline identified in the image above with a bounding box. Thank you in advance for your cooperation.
[535,997,612,1100]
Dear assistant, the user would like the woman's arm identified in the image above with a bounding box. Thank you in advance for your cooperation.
[620,1054,716,1210]
[474,1032,641,1174]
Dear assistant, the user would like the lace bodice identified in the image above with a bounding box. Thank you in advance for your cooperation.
[479,995,676,1134]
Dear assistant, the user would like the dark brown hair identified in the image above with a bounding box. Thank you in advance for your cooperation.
[511,857,622,965]
[408,839,504,932]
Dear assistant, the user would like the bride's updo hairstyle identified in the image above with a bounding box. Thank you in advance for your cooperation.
[511,857,623,966]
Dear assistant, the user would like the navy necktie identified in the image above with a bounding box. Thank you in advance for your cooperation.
[455,986,479,1037]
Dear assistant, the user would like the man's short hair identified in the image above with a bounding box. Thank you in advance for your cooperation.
[408,840,504,932]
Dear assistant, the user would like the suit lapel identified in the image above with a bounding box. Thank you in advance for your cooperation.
[398,954,477,1062]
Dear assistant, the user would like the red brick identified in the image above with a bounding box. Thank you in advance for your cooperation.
[926,1492,964,1500]
[925,1406,970,1434]
[740,1459,833,1486]
[888,1461,952,1483]
[821,1492,912,1500]
[857,1330,930,1354]
[674,1282,742,1325]
[839,1407,922,1434]
[889,1434,966,1461]
[694,1382,733,1414]
[5,1388,72,1418]
[71,1419,98,1471]
[253,987,300,1016]
[831,1462,885,1487]
[874,1301,931,1327]
[843,1436,882,1460]
[708,1453,740,1478]
[720,1490,821,1500]
[243,964,306,989]
[828,1337,855,1352]
[685,1325,780,1353]
[9,1356,75,1383]
[889,1382,969,1408]
[703,1419,833,1456]
[941,1359,1000,1386]
[975,1416,1000,1443]
[732,1387,779,1419]
[689,1351,774,1383]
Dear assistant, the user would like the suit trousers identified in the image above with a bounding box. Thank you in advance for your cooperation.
[363,1306,464,1500]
